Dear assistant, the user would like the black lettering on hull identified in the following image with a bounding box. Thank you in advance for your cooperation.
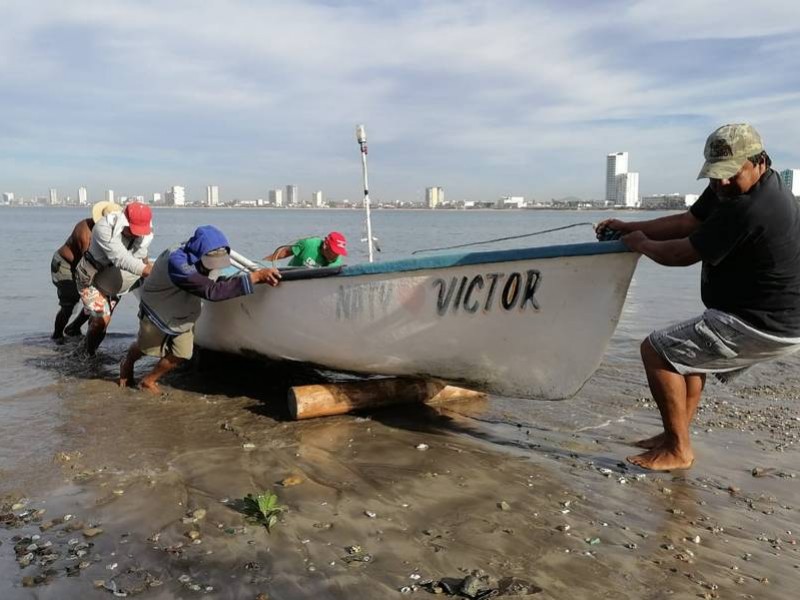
[430,269,542,317]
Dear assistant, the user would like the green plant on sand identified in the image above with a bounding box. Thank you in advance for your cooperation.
[242,491,286,532]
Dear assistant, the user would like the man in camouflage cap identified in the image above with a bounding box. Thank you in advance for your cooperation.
[596,123,800,471]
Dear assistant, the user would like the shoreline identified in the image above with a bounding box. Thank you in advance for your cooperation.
[0,204,679,212]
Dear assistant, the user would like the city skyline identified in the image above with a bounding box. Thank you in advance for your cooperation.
[1,2,800,201]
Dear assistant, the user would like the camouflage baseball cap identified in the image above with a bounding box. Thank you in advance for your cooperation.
[697,123,764,180]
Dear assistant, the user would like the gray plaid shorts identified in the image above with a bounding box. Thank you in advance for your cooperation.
[649,309,800,382]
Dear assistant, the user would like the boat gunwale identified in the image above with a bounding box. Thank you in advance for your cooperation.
[339,240,630,278]
[234,240,631,282]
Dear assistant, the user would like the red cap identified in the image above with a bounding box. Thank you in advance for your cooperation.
[325,231,347,256]
[124,202,152,237]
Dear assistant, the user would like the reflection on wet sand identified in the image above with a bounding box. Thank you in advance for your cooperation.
[1,338,799,599]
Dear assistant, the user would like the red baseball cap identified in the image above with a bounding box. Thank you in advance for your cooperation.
[325,231,348,256]
[124,202,152,237]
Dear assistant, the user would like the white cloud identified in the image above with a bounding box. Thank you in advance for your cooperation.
[1,0,799,200]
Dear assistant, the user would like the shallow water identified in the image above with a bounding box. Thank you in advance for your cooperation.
[0,207,700,480]
[2,207,797,599]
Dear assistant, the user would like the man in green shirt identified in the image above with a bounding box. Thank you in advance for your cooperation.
[264,231,348,267]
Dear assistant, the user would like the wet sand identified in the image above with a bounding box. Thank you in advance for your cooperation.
[1,333,799,600]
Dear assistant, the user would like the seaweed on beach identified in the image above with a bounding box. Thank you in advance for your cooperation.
[233,492,286,532]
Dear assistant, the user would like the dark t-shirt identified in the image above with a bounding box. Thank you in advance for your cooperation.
[689,170,800,336]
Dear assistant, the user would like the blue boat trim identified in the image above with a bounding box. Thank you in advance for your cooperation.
[222,240,630,280]
[340,240,629,277]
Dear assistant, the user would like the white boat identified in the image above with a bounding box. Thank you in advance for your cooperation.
[194,240,638,399]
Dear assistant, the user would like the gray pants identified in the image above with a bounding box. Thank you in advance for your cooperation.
[649,309,800,382]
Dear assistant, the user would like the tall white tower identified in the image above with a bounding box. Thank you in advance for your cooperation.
[616,172,639,207]
[49,188,58,205]
[312,191,323,207]
[780,169,800,196]
[78,187,88,205]
[105,190,115,203]
[285,185,298,206]
[166,186,186,206]
[425,186,443,208]
[606,152,629,202]
[269,189,284,207]
[206,185,219,206]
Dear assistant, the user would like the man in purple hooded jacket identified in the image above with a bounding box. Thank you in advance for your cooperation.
[119,225,280,393]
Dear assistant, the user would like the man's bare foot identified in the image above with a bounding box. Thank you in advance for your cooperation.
[118,375,137,388]
[119,360,135,388]
[139,379,161,395]
[626,446,694,471]
[632,432,667,449]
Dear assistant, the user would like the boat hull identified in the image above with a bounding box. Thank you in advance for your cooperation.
[195,242,638,399]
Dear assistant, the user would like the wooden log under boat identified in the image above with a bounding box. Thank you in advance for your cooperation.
[288,378,485,420]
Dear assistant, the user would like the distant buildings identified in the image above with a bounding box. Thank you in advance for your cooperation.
[425,186,444,208]
[496,196,525,209]
[78,187,88,205]
[285,185,298,206]
[606,151,639,207]
[780,169,800,196]
[269,189,283,207]
[639,193,700,209]
[49,188,58,205]
[105,190,115,203]
[312,190,323,207]
[606,152,628,202]
[165,185,185,206]
[2,192,13,204]
[617,172,639,208]
[206,185,219,206]
[152,192,162,204]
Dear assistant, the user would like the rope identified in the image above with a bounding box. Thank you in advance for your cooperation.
[411,222,597,255]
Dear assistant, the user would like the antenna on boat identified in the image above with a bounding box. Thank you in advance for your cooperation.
[356,124,375,263]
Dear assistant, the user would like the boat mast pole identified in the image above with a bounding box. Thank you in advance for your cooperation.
[356,124,374,263]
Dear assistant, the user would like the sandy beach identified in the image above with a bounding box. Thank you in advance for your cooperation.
[2,332,798,600]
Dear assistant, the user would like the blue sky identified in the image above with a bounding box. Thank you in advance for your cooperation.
[2,0,799,203]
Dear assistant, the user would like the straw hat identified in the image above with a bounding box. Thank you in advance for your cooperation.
[91,201,122,224]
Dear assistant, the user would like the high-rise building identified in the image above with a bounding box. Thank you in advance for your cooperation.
[269,189,283,207]
[426,186,444,208]
[165,185,186,206]
[780,169,800,196]
[286,185,298,206]
[49,188,58,205]
[2,192,14,204]
[312,190,323,207]
[616,172,639,207]
[206,185,219,206]
[105,190,115,203]
[606,152,629,202]
[78,187,88,205]
[152,192,162,204]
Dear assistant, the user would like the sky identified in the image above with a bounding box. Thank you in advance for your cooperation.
[2,0,800,203]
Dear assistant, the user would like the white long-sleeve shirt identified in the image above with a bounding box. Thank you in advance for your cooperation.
[88,211,153,276]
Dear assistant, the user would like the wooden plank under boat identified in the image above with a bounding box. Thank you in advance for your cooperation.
[194,240,639,400]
